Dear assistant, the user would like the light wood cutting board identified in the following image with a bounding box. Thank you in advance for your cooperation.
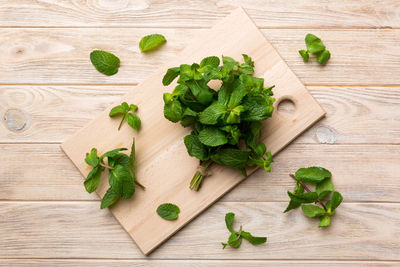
[62,7,325,255]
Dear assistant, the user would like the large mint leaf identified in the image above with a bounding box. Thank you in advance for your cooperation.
[90,50,120,76]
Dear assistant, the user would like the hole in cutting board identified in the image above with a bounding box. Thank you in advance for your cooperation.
[277,97,296,118]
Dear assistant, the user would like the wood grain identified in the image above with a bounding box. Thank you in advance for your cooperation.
[61,8,325,255]
[1,143,399,202]
[1,85,399,144]
[1,29,400,85]
[2,259,398,267]
[1,202,399,260]
[0,0,399,28]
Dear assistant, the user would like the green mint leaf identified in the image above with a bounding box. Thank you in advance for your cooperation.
[225,212,235,233]
[240,54,255,75]
[200,56,220,68]
[301,204,326,218]
[228,84,248,108]
[109,103,128,117]
[319,215,331,227]
[317,49,331,65]
[295,166,332,183]
[90,50,120,76]
[305,34,326,54]
[254,142,267,157]
[109,165,134,198]
[129,104,138,112]
[156,203,180,220]
[100,148,127,160]
[287,191,318,205]
[125,113,141,131]
[162,67,180,86]
[223,232,242,249]
[109,153,130,168]
[294,182,304,194]
[241,97,274,121]
[284,199,302,213]
[198,127,228,147]
[100,187,119,209]
[139,34,166,52]
[84,165,104,193]
[198,103,227,125]
[316,178,334,199]
[85,148,100,167]
[299,50,309,62]
[163,93,183,122]
[184,134,208,160]
[240,231,267,245]
[329,191,343,211]
[185,79,214,106]
[210,148,249,171]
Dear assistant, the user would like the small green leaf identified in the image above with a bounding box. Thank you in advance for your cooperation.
[316,178,334,199]
[241,231,267,245]
[100,148,127,160]
[317,50,331,65]
[84,165,104,193]
[139,34,166,52]
[225,212,235,233]
[129,104,138,112]
[299,50,309,62]
[90,50,120,76]
[85,148,99,167]
[125,113,141,131]
[301,204,326,218]
[294,182,304,194]
[109,104,128,117]
[198,103,227,125]
[109,165,134,198]
[162,67,180,86]
[284,191,319,212]
[328,191,343,211]
[163,95,183,123]
[100,187,119,209]
[223,232,242,249]
[305,34,326,54]
[184,134,208,160]
[295,166,332,183]
[200,56,220,68]
[240,54,254,75]
[198,127,228,147]
[319,215,331,227]
[156,203,180,220]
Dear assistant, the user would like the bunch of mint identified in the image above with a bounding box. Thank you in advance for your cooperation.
[284,167,343,227]
[162,55,275,191]
[84,138,144,209]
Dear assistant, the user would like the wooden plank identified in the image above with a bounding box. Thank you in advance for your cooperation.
[61,8,325,255]
[1,202,399,260]
[0,0,399,28]
[1,85,399,144]
[1,144,399,202]
[1,28,400,85]
[1,259,398,267]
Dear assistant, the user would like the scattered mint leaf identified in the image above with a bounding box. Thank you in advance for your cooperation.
[222,212,266,249]
[109,102,141,131]
[317,49,331,65]
[157,203,180,220]
[295,166,331,183]
[299,50,309,62]
[90,50,120,76]
[139,34,166,52]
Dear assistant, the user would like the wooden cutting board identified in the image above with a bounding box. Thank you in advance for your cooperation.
[62,7,325,255]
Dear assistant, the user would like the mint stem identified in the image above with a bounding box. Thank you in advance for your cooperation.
[118,113,126,131]
[189,160,213,191]
[289,174,327,211]
[99,163,114,170]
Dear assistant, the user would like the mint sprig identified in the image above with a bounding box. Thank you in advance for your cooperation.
[83,138,145,209]
[162,55,275,191]
[90,50,120,76]
[222,212,267,249]
[109,102,141,131]
[299,34,331,65]
[284,167,343,227]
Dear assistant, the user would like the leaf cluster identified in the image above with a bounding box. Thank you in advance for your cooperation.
[84,138,143,209]
[162,55,275,176]
[222,212,267,249]
[299,34,331,65]
[109,102,141,131]
[284,167,343,227]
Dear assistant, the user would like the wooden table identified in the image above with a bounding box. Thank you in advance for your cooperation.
[1,1,399,266]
